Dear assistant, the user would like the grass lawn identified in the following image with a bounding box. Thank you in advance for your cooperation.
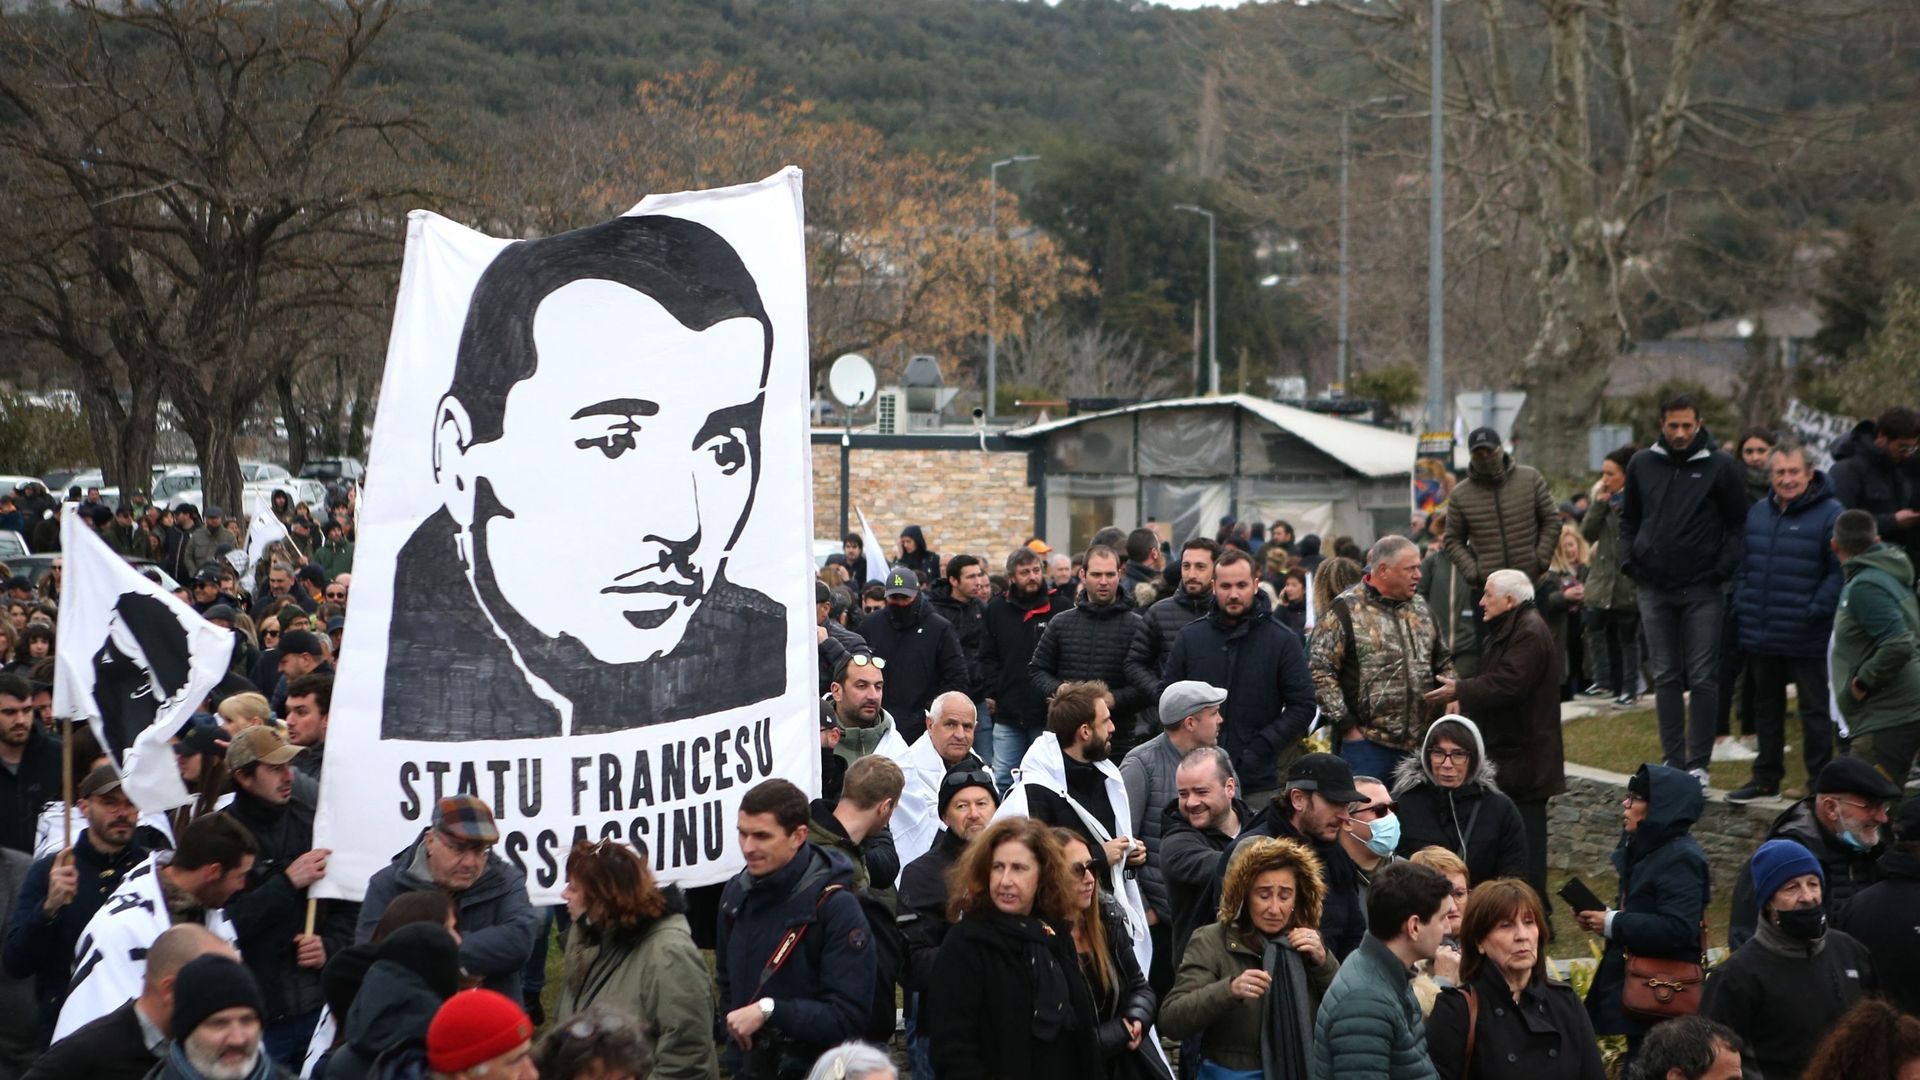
[1560,705,1811,795]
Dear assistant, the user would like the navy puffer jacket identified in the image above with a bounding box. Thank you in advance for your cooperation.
[1733,471,1844,658]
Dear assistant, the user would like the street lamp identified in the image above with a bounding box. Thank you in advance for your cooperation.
[1425,0,1447,435]
[1174,203,1218,396]
[985,154,1039,422]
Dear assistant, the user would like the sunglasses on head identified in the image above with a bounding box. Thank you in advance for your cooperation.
[845,653,887,670]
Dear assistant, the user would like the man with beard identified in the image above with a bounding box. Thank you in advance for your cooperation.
[152,953,287,1080]
[854,568,967,744]
[1728,756,1899,949]
[0,673,61,855]
[1158,746,1247,960]
[1619,393,1751,781]
[221,727,357,1067]
[980,546,1058,790]
[1162,548,1315,807]
[1142,537,1217,671]
[5,764,149,1047]
[1027,545,1158,761]
[823,649,908,764]
[897,767,997,1080]
[1702,840,1875,1080]
[382,215,788,739]
[23,926,237,1080]
[926,554,989,700]
[55,814,255,1041]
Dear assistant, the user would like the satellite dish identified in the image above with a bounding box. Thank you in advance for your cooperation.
[829,353,876,408]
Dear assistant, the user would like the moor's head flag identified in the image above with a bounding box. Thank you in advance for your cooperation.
[53,509,236,812]
[313,169,818,904]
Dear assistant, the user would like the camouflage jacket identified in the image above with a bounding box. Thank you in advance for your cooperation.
[1307,582,1456,751]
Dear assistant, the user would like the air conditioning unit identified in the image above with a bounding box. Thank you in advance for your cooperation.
[874,388,908,434]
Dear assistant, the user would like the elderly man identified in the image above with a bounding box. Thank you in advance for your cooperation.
[1309,535,1455,781]
[887,691,986,868]
[23,926,237,1080]
[1729,756,1899,949]
[897,767,997,1080]
[355,796,539,1003]
[150,954,287,1080]
[1428,567,1564,920]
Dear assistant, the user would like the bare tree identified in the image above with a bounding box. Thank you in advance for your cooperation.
[999,313,1178,401]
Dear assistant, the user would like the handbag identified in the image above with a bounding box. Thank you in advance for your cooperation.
[1621,920,1708,1021]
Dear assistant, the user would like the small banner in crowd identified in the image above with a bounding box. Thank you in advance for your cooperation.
[313,169,819,903]
[1781,398,1855,472]
[53,509,236,812]
[243,492,288,576]
[855,505,889,585]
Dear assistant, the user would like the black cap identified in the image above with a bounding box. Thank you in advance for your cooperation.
[82,503,113,527]
[1814,756,1902,800]
[193,568,221,586]
[326,616,346,634]
[171,955,264,1037]
[278,629,326,656]
[938,766,998,818]
[203,505,224,519]
[1284,751,1365,804]
[172,715,226,757]
[1467,427,1502,452]
[1896,796,1920,843]
[884,567,920,598]
[203,604,238,624]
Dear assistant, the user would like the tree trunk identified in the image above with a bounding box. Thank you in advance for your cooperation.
[179,403,248,525]
[74,364,160,503]
[277,372,308,475]
[1510,243,1619,478]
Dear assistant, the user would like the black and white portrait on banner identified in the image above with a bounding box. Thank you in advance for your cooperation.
[314,170,818,903]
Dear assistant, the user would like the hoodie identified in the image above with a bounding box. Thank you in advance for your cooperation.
[1831,543,1920,737]
[1828,419,1915,540]
[323,924,460,1080]
[1586,763,1709,1037]
[1619,425,1749,589]
[1389,717,1529,888]
[894,526,940,584]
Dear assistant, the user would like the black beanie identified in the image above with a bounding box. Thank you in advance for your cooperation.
[321,942,378,1026]
[172,954,264,1037]
[377,922,462,1000]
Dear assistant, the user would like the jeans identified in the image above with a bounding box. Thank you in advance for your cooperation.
[1515,798,1552,923]
[972,698,995,767]
[992,723,1039,794]
[1587,608,1640,696]
[1715,606,1757,737]
[1337,737,1408,785]
[905,995,934,1080]
[1751,654,1834,790]
[1638,582,1725,771]
[263,1008,321,1070]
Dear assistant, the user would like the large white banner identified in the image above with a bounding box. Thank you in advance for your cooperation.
[313,169,818,903]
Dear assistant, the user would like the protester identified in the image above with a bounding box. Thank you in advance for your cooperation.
[1800,999,1920,1080]
[1121,679,1228,989]
[981,546,1060,789]
[806,754,903,899]
[805,1042,894,1080]
[823,650,907,764]
[22,925,235,1080]
[1444,427,1559,593]
[926,817,1099,1080]
[215,691,274,737]
[0,673,62,856]
[555,839,716,1080]
[715,780,875,1080]
[1624,1016,1745,1080]
[1336,775,1405,914]
[896,767,996,1078]
[927,553,989,699]
[1702,839,1876,1080]
[535,1004,655,1080]
[1581,445,1642,705]
[1028,545,1158,760]
[1388,717,1526,888]
[148,953,286,1080]
[184,507,238,574]
[1143,538,1218,669]
[1619,393,1750,780]
[842,534,869,590]
[55,814,255,1041]
[1827,508,1920,786]
[1575,764,1710,1057]
[1308,536,1453,781]
[1827,405,1920,553]
[1728,756,1898,949]
[853,567,967,743]
[425,989,537,1080]
[1416,511,1478,680]
[1160,836,1337,1078]
[895,525,940,584]
[1425,879,1605,1080]
[1404,847,1467,1017]
[356,796,539,1002]
[221,726,354,1067]
[888,690,985,868]
[1309,861,1455,1080]
[1542,523,1590,698]
[283,673,330,781]
[1158,746,1248,961]
[1052,829,1165,1080]
[1833,795,1920,1017]
[5,763,149,1047]
[1215,752,1366,961]
[1163,548,1315,807]
[1119,528,1163,602]
[1726,443,1844,802]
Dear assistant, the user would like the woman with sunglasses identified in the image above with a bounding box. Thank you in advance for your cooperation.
[1052,829,1169,1080]
[1160,836,1335,1080]
[557,839,718,1080]
[535,1003,655,1080]
[1390,716,1529,888]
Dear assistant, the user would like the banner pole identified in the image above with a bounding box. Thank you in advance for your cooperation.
[62,716,73,851]
[304,897,317,937]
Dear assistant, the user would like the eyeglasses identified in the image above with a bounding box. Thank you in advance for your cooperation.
[1834,797,1889,817]
[1349,802,1399,821]
[434,832,493,858]
[845,654,887,670]
[325,591,345,600]
[1449,887,1469,899]
[1428,749,1471,764]
[1067,859,1099,879]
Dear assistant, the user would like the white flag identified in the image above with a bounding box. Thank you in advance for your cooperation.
[54,510,236,812]
[244,493,288,576]
[855,505,889,585]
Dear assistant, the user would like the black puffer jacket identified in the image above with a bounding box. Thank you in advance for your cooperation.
[926,578,986,697]
[1828,419,1915,539]
[1619,426,1749,589]
[854,592,967,743]
[1389,718,1528,887]
[1159,594,1316,795]
[982,586,1060,731]
[1089,895,1159,1065]
[1028,592,1160,719]
[1142,588,1211,671]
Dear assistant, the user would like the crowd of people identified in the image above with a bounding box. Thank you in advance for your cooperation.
[0,389,1917,1080]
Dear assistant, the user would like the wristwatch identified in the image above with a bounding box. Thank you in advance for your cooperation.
[757,997,775,1020]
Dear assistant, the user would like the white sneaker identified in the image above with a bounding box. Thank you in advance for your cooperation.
[1689,767,1711,788]
[1712,739,1758,763]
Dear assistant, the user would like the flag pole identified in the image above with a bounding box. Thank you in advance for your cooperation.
[304,898,317,937]
[61,716,72,851]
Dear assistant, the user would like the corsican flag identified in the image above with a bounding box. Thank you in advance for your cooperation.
[54,508,236,812]
[855,505,889,585]
[244,491,288,576]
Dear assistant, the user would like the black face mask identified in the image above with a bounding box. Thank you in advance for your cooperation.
[887,601,917,628]
[1774,904,1827,942]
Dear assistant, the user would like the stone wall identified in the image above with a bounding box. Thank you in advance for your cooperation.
[811,442,1036,574]
[1548,763,1783,895]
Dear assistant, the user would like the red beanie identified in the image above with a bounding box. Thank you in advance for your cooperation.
[427,989,533,1072]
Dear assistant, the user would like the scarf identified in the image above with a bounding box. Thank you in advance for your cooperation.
[159,1038,276,1080]
[1260,937,1314,1080]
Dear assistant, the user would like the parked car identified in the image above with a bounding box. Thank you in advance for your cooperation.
[298,457,365,484]
[7,552,181,593]
[0,531,30,561]
[0,475,46,496]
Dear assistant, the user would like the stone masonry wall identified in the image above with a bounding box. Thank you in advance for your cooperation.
[1549,763,1781,896]
[811,445,1035,574]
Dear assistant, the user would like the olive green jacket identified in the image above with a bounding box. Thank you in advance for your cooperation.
[1159,920,1339,1070]
[556,909,720,1080]
[1580,494,1638,612]
[1833,544,1920,737]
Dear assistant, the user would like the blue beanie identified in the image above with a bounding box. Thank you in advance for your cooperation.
[1750,839,1823,908]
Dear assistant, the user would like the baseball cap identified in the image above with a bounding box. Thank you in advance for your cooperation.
[326,616,346,634]
[227,725,304,771]
[78,764,124,799]
[278,629,326,656]
[1814,756,1902,801]
[884,567,920,598]
[173,715,226,757]
[203,505,224,519]
[433,795,500,844]
[193,568,221,586]
[1285,752,1365,804]
[1158,680,1228,728]
[1466,427,1502,452]
[1025,538,1053,556]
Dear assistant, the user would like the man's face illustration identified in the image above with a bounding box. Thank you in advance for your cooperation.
[443,279,763,664]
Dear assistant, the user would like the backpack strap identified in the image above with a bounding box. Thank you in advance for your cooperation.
[751,883,846,1001]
